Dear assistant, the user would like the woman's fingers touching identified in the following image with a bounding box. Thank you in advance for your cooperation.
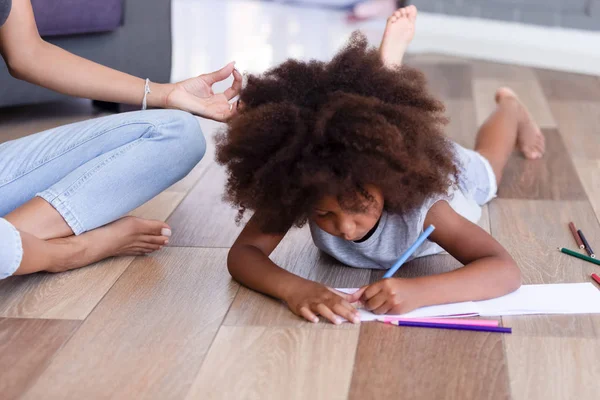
[203,61,236,85]
[224,69,243,100]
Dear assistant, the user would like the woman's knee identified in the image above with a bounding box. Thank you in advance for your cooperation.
[155,110,206,177]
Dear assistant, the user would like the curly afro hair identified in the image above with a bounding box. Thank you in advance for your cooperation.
[216,32,459,234]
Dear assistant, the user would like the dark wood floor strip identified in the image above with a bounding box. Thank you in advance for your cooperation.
[497,128,587,200]
[349,322,511,400]
[0,318,80,400]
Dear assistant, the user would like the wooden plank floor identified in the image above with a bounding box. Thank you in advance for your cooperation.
[1,55,599,399]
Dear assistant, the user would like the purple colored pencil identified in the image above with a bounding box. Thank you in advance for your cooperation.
[384,319,512,334]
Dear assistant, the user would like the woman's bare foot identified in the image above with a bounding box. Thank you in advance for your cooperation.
[379,5,418,68]
[51,216,171,272]
[495,87,545,160]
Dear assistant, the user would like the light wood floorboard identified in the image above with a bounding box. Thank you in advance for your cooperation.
[186,326,359,400]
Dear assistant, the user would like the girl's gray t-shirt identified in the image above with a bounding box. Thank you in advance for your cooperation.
[0,0,11,27]
[309,142,493,270]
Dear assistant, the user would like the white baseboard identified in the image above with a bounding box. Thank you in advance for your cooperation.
[360,12,600,76]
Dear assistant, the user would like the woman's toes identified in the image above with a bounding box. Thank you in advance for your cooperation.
[137,249,155,255]
[148,222,171,237]
[136,243,162,252]
[133,218,170,236]
[141,235,170,245]
[123,249,148,256]
[524,148,541,160]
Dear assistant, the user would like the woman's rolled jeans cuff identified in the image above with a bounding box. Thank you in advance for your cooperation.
[0,218,23,279]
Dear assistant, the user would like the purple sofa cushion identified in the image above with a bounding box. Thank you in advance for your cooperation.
[31,0,124,37]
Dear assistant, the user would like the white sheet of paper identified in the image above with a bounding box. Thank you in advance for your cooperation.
[477,283,600,316]
[338,283,600,321]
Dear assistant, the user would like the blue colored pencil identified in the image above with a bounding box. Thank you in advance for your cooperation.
[382,225,436,279]
[578,229,596,259]
[384,319,512,334]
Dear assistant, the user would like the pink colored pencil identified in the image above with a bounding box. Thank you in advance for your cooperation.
[381,317,499,327]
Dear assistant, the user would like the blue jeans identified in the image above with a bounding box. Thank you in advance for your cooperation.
[0,109,206,279]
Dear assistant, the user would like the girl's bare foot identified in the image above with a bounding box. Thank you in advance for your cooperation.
[51,216,171,272]
[379,5,418,68]
[495,87,545,160]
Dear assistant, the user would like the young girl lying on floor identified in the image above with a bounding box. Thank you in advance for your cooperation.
[217,6,545,325]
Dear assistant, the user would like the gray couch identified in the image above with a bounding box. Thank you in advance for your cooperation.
[0,0,172,108]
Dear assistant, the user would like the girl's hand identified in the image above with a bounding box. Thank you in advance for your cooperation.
[166,62,243,122]
[350,278,422,315]
[284,282,361,325]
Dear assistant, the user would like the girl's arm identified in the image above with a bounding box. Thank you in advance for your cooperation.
[0,0,241,121]
[419,200,521,304]
[228,214,302,300]
[229,214,360,324]
[353,200,521,314]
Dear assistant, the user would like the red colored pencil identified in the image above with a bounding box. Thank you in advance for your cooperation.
[592,274,600,286]
[569,222,585,249]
